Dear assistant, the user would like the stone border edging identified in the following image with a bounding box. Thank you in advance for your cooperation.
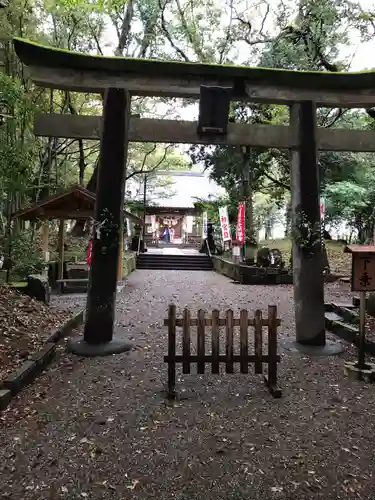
[325,306,375,357]
[46,310,84,343]
[213,255,344,285]
[212,255,293,285]
[0,309,84,411]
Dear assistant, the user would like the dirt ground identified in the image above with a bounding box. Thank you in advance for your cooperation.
[1,270,375,500]
[0,287,72,381]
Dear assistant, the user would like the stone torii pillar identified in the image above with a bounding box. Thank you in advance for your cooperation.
[68,88,133,356]
[284,101,342,355]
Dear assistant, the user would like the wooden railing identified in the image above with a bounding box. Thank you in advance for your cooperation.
[164,304,281,399]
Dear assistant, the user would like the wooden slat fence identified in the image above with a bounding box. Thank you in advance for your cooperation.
[163,304,282,399]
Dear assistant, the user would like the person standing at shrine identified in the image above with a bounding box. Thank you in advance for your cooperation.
[163,226,170,243]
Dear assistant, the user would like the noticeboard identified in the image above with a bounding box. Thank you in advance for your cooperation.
[351,253,375,292]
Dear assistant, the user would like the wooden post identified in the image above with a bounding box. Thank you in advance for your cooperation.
[182,308,191,374]
[41,221,50,278]
[239,309,249,373]
[358,291,367,369]
[265,305,281,398]
[225,309,234,374]
[254,309,263,374]
[197,309,206,374]
[58,219,64,280]
[344,247,375,378]
[211,309,220,374]
[69,88,132,356]
[167,304,177,398]
[42,221,49,263]
[290,102,326,347]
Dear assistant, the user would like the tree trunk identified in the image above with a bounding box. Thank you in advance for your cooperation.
[264,219,272,240]
[284,199,292,237]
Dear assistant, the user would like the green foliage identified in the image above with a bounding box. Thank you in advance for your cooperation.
[188,0,375,242]
[9,231,45,279]
[0,73,36,193]
[253,193,283,235]
[193,200,220,225]
[1,0,375,254]
[324,163,375,241]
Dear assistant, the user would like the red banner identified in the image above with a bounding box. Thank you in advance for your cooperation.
[86,240,93,265]
[236,202,245,243]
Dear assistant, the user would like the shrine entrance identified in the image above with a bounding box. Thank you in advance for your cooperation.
[144,206,198,247]
[14,37,375,356]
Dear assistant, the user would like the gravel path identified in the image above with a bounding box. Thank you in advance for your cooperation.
[1,270,375,500]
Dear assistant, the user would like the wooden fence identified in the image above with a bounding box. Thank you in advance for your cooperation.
[163,304,281,399]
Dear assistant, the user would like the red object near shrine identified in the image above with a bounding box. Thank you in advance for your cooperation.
[236,202,245,243]
[86,239,93,265]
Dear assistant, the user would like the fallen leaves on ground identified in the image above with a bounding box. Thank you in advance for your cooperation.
[325,245,351,275]
[0,286,71,381]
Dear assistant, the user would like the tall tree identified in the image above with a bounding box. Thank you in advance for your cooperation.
[189,0,375,239]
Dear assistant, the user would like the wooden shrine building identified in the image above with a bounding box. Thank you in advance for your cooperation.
[144,206,199,244]
[12,185,143,284]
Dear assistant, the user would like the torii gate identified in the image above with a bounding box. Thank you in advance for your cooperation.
[14,37,375,357]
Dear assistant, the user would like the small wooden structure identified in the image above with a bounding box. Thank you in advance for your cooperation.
[163,304,282,398]
[12,185,96,287]
[13,185,97,221]
[346,245,375,292]
[344,245,375,380]
[12,185,143,289]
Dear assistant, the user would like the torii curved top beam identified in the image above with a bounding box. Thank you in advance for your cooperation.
[13,37,375,107]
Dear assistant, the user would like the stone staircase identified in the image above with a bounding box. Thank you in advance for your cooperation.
[136,253,213,271]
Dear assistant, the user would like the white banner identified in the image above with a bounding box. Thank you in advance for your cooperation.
[185,215,193,233]
[219,206,231,241]
[151,215,156,231]
[202,212,208,239]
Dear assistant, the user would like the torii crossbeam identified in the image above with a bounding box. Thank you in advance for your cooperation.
[34,112,375,152]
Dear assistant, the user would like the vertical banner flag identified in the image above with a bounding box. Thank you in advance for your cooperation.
[151,215,156,232]
[86,239,93,265]
[202,211,208,239]
[236,202,245,243]
[186,215,193,234]
[219,206,231,241]
[320,198,325,221]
